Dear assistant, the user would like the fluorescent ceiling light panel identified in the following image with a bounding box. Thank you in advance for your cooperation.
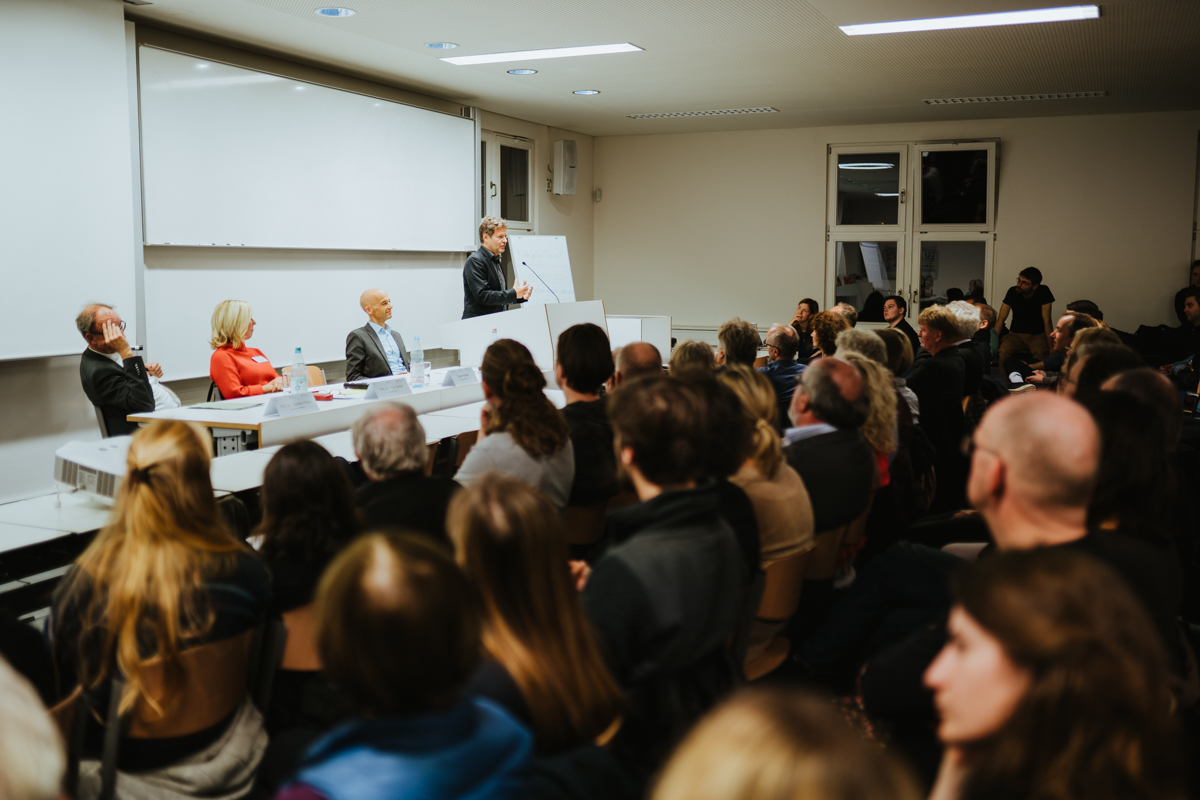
[840,5,1098,35]
[442,43,642,66]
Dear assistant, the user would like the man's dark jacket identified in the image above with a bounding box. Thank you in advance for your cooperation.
[894,317,921,356]
[345,324,410,382]
[462,246,523,318]
[357,472,460,546]
[783,428,875,533]
[79,348,154,437]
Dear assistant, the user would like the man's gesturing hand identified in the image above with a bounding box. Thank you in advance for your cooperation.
[103,320,133,360]
[516,281,533,301]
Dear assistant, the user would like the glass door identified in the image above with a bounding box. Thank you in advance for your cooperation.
[909,233,995,317]
[826,234,908,323]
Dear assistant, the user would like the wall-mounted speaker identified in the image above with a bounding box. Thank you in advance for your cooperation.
[552,139,577,196]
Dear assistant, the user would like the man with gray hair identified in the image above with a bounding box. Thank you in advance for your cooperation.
[947,300,985,398]
[353,401,460,544]
[758,323,804,424]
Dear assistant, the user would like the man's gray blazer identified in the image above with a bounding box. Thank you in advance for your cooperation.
[345,324,410,382]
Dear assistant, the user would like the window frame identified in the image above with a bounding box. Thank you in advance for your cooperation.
[827,143,910,234]
[481,131,536,233]
[913,141,998,233]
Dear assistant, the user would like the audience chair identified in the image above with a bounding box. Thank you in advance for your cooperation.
[94,407,110,438]
[207,381,223,402]
[281,365,326,388]
[429,436,460,479]
[801,502,874,582]
[743,553,808,680]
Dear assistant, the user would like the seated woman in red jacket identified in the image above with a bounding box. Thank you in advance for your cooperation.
[209,299,286,398]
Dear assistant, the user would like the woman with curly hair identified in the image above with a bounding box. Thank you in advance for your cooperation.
[455,338,575,508]
[806,310,851,362]
[925,548,1185,800]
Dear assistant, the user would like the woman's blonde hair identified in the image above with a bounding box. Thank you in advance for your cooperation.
[842,353,897,455]
[448,474,623,753]
[653,688,921,800]
[210,299,253,349]
[53,420,243,716]
[717,365,782,477]
[669,339,716,374]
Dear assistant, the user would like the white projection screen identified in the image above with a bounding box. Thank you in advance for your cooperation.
[138,46,476,252]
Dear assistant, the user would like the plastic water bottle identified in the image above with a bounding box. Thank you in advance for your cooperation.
[291,347,308,394]
[491,328,499,343]
[411,335,425,388]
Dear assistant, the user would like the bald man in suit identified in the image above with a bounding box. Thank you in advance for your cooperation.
[345,289,411,382]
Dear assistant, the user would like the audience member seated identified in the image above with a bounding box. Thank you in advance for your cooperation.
[1059,326,1123,397]
[353,402,460,542]
[883,294,921,355]
[973,303,997,365]
[878,328,919,422]
[718,366,815,676]
[668,339,716,374]
[924,549,1185,800]
[581,377,748,782]
[756,323,804,425]
[209,299,285,398]
[947,301,985,398]
[651,688,921,800]
[715,317,759,368]
[1069,343,1145,399]
[344,288,410,382]
[0,655,65,800]
[450,474,624,756]
[77,303,164,436]
[860,291,885,323]
[806,310,851,362]
[781,358,873,534]
[456,339,574,508]
[1066,298,1104,322]
[50,420,271,796]
[996,267,1055,367]
[907,304,967,512]
[274,534,531,800]
[607,341,663,390]
[831,302,858,327]
[1164,287,1200,379]
[1009,311,1096,388]
[555,324,618,513]
[1175,260,1200,326]
[790,297,819,360]
[255,441,360,746]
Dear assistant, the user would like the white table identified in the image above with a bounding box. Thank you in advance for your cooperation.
[0,492,114,536]
[0,520,73,554]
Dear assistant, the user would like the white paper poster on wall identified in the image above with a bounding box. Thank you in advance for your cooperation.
[508,236,576,305]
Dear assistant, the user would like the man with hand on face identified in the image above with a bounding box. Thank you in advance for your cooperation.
[883,295,921,356]
[77,304,178,437]
[345,288,410,382]
[462,216,533,319]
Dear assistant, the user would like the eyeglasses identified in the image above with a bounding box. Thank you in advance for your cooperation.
[89,320,126,335]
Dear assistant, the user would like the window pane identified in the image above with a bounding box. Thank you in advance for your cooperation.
[500,145,529,223]
[921,150,989,225]
[835,241,897,321]
[918,241,986,310]
[836,153,900,225]
[480,141,488,217]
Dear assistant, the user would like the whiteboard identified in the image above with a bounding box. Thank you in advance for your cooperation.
[138,47,476,252]
[509,236,577,305]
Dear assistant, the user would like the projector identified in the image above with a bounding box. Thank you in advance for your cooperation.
[54,437,133,501]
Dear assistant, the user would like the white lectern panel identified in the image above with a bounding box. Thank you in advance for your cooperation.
[440,306,554,370]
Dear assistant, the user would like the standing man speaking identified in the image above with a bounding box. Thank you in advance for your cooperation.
[462,216,532,318]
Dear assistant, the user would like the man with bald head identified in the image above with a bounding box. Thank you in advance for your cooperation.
[346,288,411,382]
[758,323,804,423]
[607,341,662,391]
[782,357,875,533]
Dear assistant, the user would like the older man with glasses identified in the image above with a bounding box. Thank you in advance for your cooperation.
[77,303,177,437]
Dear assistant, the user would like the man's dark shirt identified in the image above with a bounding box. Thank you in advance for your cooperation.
[1002,284,1055,334]
[783,428,875,533]
[893,317,921,356]
[561,399,618,507]
[1173,320,1200,362]
[462,245,524,318]
[956,341,985,398]
[356,472,460,545]
[971,327,992,367]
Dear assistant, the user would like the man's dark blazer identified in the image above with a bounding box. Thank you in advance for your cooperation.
[956,340,986,398]
[783,428,876,533]
[345,324,410,382]
[906,347,967,512]
[894,317,921,357]
[79,348,155,437]
[357,472,460,545]
[462,245,523,319]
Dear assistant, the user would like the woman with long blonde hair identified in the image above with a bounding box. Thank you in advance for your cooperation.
[449,473,623,754]
[51,420,270,784]
[718,366,816,674]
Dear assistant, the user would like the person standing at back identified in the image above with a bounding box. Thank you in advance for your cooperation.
[995,267,1055,366]
[462,217,533,319]
[345,289,410,382]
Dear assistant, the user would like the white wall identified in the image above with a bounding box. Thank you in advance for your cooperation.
[594,111,1200,334]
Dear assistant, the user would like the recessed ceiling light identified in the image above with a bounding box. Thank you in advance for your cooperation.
[442,43,641,66]
[315,7,355,17]
[875,192,900,197]
[507,69,537,75]
[425,42,458,50]
[840,4,1098,35]
[195,62,210,70]
[573,89,601,96]
[294,85,306,91]
[839,162,893,170]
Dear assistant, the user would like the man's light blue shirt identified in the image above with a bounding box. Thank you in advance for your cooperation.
[368,320,407,375]
[782,422,837,446]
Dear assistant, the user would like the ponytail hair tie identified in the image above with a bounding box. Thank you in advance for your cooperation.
[128,465,154,485]
[755,419,773,431]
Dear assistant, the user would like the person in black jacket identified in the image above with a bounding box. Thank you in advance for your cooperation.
[555,323,617,511]
[907,305,967,512]
[884,295,921,356]
[76,304,156,437]
[462,216,532,318]
[1174,261,1200,326]
[948,300,986,399]
[352,402,460,545]
[345,288,410,382]
[782,357,874,534]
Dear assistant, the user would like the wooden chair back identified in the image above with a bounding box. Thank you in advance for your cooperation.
[280,604,321,672]
[756,554,808,621]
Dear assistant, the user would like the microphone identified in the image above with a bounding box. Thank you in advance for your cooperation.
[521,261,559,302]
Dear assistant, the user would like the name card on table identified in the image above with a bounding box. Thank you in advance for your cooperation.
[263,392,321,419]
[363,376,413,400]
[442,367,480,387]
